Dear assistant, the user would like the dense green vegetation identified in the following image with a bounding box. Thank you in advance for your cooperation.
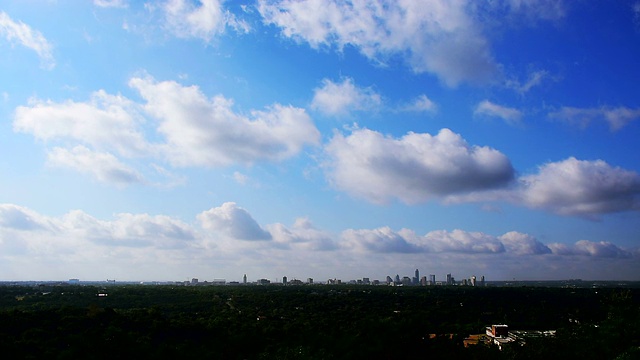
[0,284,638,359]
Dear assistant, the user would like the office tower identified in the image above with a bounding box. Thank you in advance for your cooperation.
[471,276,476,287]
[446,273,452,285]
[480,275,485,287]
[394,274,401,284]
[243,274,247,284]
[414,269,419,285]
[429,274,436,285]
[283,276,288,285]
[386,276,393,284]
[420,276,427,286]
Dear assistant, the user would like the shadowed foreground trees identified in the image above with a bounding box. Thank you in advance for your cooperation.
[0,285,638,359]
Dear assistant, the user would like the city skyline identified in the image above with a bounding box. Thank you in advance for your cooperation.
[1,1,640,282]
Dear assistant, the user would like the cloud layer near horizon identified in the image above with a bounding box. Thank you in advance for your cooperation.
[0,202,637,281]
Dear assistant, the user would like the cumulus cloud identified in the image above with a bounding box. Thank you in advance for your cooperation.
[161,0,249,41]
[0,202,637,280]
[342,227,421,253]
[324,128,514,204]
[198,202,272,241]
[0,11,54,69]
[13,75,320,184]
[130,76,320,167]
[258,0,497,87]
[311,78,382,116]
[474,100,523,126]
[14,90,149,157]
[518,157,640,216]
[549,240,632,258]
[47,146,144,186]
[0,204,56,231]
[267,218,337,250]
[498,231,552,255]
[549,106,640,132]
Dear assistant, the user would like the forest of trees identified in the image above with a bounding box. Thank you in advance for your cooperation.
[0,283,638,359]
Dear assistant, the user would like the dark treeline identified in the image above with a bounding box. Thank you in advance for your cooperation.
[0,284,638,359]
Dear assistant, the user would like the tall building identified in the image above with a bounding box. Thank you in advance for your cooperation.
[413,269,419,285]
[429,274,436,285]
[394,274,401,284]
[307,278,313,284]
[446,273,452,285]
[480,275,485,287]
[420,276,427,286]
[471,276,476,287]
[386,276,393,285]
[283,276,288,285]
[243,274,247,284]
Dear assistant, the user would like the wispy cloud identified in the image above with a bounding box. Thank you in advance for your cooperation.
[93,0,128,8]
[549,106,640,131]
[0,11,54,69]
[161,0,249,42]
[474,100,523,126]
[402,94,438,114]
[47,146,144,186]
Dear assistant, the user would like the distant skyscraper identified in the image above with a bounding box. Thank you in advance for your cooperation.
[386,276,393,284]
[429,274,436,285]
[446,273,452,285]
[480,275,485,287]
[420,276,427,286]
[413,269,419,285]
[243,274,247,284]
[283,276,288,285]
[394,274,401,284]
[471,276,476,287]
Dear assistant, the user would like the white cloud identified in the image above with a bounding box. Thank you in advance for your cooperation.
[0,11,54,69]
[342,227,421,253]
[402,94,437,113]
[0,202,638,280]
[232,171,248,185]
[93,0,128,8]
[0,204,57,231]
[258,0,497,87]
[198,202,272,241]
[14,90,149,157]
[47,146,144,186]
[311,78,382,116]
[162,0,249,42]
[267,218,337,250]
[324,128,514,204]
[419,229,505,254]
[549,240,632,258]
[518,157,640,216]
[549,106,640,132]
[14,75,320,184]
[474,100,523,126]
[130,76,321,167]
[498,231,551,255]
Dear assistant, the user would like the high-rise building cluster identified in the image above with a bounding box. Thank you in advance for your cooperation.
[181,271,486,287]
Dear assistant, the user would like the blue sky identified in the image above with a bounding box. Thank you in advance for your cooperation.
[1,0,639,282]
